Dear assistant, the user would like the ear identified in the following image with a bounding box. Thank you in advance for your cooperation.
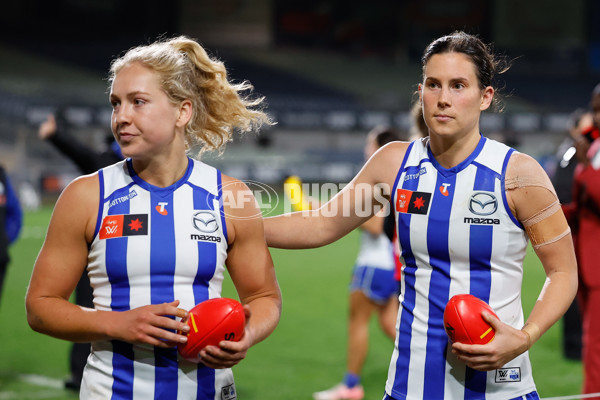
[480,86,494,111]
[175,99,193,128]
[418,83,423,103]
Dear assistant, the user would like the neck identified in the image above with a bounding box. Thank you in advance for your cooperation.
[429,132,481,169]
[131,155,189,188]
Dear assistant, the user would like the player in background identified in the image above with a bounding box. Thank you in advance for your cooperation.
[313,127,403,400]
[0,164,22,303]
[264,31,577,400]
[26,36,281,399]
[562,83,600,396]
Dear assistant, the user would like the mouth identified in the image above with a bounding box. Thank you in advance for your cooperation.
[117,131,136,141]
[434,114,453,122]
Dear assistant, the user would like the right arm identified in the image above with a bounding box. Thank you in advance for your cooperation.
[39,114,115,174]
[264,141,409,249]
[25,174,189,347]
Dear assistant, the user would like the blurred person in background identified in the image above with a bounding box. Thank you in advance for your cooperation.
[313,126,403,400]
[27,35,282,399]
[551,109,592,361]
[562,83,600,396]
[265,31,577,400]
[0,164,22,303]
[38,111,124,175]
[38,111,125,390]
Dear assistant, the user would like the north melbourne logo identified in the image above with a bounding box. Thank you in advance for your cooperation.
[495,367,521,383]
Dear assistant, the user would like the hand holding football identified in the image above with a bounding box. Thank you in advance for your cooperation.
[443,294,498,345]
[178,298,246,363]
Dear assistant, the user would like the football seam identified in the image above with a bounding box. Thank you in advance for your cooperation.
[185,308,240,355]
[454,302,473,345]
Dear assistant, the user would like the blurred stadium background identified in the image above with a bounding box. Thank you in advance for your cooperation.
[1,0,600,199]
[0,0,595,398]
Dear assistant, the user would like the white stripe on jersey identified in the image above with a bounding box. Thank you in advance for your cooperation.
[385,136,537,400]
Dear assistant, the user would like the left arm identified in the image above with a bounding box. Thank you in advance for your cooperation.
[453,152,578,371]
[198,175,282,369]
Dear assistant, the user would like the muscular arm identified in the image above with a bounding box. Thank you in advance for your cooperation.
[264,142,409,249]
[40,114,119,174]
[453,152,578,370]
[507,153,578,343]
[198,176,282,368]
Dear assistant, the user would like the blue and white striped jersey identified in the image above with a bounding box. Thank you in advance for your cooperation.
[82,158,236,400]
[385,136,536,400]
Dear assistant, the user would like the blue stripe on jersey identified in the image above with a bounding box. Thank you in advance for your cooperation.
[423,172,455,399]
[501,149,522,228]
[105,186,134,400]
[192,184,218,398]
[149,190,179,399]
[217,171,228,243]
[94,170,105,239]
[465,163,498,399]
[391,144,419,395]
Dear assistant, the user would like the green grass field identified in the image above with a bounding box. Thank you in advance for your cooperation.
[0,206,582,399]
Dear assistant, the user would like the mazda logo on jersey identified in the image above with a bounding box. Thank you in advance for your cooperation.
[192,211,219,233]
[469,192,498,216]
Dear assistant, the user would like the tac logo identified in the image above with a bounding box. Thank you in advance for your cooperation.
[156,202,168,216]
[469,192,498,216]
[99,214,148,240]
[395,188,432,215]
[495,367,521,383]
[439,183,451,196]
[192,210,219,233]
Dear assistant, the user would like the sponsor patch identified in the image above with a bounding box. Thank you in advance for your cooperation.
[221,383,237,400]
[495,367,521,383]
[395,189,432,215]
[99,214,148,239]
[469,192,498,216]
[192,210,219,233]
[108,190,138,209]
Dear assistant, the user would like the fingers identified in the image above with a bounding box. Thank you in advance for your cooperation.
[481,311,500,329]
[198,344,247,369]
[121,301,190,347]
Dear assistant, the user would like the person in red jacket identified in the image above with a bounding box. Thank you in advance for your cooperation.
[562,83,600,395]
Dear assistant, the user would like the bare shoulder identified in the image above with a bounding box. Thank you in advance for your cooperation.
[52,173,100,241]
[220,174,258,216]
[376,140,412,161]
[505,151,557,221]
[362,140,412,191]
[506,152,550,180]
[220,174,264,245]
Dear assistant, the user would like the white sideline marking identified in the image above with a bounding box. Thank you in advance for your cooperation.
[0,373,65,399]
[17,373,63,389]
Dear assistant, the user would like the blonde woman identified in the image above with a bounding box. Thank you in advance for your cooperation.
[26,36,282,399]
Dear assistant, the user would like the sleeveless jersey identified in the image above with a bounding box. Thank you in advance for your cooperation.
[385,136,536,400]
[81,158,235,400]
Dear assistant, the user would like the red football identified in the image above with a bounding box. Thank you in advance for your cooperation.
[443,294,498,345]
[178,298,246,363]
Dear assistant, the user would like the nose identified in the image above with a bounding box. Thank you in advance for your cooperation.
[112,103,132,129]
[437,86,451,108]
